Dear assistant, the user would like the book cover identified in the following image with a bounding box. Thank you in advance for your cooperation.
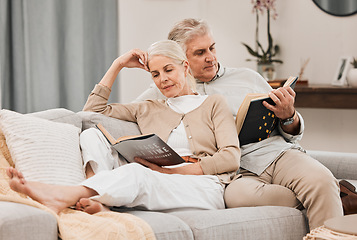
[96,123,184,166]
[236,76,298,146]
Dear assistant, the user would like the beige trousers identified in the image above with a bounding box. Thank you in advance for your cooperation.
[224,149,343,230]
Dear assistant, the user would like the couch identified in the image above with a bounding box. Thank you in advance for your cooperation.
[0,108,356,240]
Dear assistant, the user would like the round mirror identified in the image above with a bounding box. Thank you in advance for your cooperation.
[313,0,357,17]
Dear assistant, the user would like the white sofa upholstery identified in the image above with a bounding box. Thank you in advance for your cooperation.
[1,108,356,240]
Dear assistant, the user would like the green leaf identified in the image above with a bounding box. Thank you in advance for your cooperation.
[274,45,280,54]
[242,42,261,58]
[267,32,273,59]
[256,41,267,57]
[271,59,283,64]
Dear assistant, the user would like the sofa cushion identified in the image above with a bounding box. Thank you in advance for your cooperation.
[170,206,308,240]
[77,111,141,137]
[112,208,194,240]
[0,109,85,185]
[28,108,82,129]
[307,150,357,180]
[0,202,57,240]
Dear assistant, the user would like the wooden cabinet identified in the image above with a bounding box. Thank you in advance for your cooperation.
[294,84,357,109]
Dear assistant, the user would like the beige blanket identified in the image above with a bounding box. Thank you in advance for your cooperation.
[0,134,156,240]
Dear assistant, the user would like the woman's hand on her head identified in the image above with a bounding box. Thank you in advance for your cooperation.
[117,49,149,71]
[98,49,148,89]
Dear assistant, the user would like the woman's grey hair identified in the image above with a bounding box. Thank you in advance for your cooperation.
[147,40,196,91]
[168,18,212,53]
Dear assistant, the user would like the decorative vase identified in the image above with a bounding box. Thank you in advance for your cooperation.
[347,68,357,87]
[257,62,276,81]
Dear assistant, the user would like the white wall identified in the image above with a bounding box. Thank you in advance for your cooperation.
[118,0,357,153]
[118,0,205,103]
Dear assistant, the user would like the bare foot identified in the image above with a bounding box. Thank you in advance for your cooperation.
[76,198,110,214]
[6,167,97,214]
[6,167,27,192]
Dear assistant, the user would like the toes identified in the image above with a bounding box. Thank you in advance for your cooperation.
[75,198,91,211]
[76,198,108,214]
[75,201,83,211]
[79,198,91,207]
[8,167,19,178]
[6,167,15,178]
[8,168,26,184]
[6,168,12,178]
[13,168,24,179]
[18,170,24,179]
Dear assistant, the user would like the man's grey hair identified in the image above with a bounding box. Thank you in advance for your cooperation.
[168,18,212,53]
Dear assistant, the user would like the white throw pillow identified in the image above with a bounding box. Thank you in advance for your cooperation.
[0,109,85,185]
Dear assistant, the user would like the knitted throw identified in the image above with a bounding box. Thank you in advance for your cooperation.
[0,131,156,240]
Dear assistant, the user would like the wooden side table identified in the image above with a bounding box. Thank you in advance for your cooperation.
[294,84,357,109]
[304,214,357,239]
[268,80,357,109]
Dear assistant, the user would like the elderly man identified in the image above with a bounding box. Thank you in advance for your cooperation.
[135,18,350,230]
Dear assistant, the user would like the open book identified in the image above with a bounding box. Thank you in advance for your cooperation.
[236,76,299,146]
[96,123,184,166]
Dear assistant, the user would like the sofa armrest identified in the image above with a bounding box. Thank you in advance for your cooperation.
[0,202,57,240]
[307,150,357,180]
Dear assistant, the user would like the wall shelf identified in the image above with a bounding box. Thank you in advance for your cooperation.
[294,84,357,109]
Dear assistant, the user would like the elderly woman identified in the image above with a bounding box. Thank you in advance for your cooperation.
[7,40,240,214]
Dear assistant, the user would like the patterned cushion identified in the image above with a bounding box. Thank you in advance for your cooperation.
[0,109,85,185]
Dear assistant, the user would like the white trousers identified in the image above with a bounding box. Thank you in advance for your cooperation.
[80,128,128,173]
[80,128,225,211]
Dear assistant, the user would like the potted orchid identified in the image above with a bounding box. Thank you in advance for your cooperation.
[242,0,282,80]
